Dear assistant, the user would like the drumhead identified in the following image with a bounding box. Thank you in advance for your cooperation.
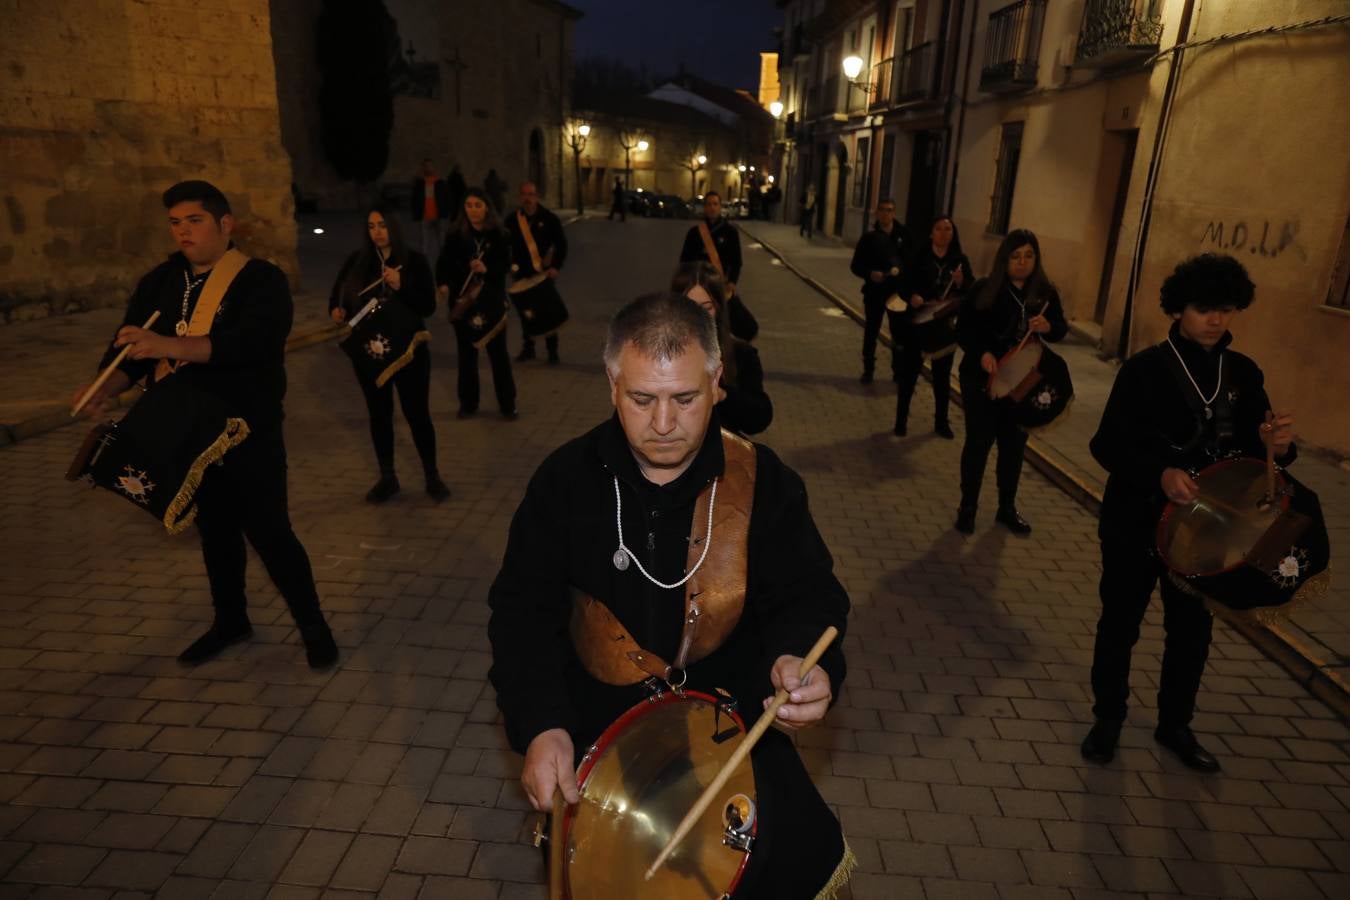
[884,294,907,313]
[989,339,1043,399]
[1158,457,1288,577]
[508,272,549,295]
[910,296,959,325]
[564,690,755,900]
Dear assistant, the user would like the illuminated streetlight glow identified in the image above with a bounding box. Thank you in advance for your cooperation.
[637,139,649,152]
[750,166,756,172]
[738,164,747,173]
[578,123,591,137]
[769,100,783,118]
[697,154,707,165]
[768,175,775,184]
[312,228,324,235]
[842,55,864,80]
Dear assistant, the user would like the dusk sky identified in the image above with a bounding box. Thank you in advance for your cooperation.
[570,0,782,91]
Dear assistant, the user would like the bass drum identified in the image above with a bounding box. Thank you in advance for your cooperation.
[911,295,960,359]
[342,298,430,388]
[561,689,756,900]
[988,337,1073,430]
[1157,456,1332,619]
[509,272,569,338]
[455,287,509,349]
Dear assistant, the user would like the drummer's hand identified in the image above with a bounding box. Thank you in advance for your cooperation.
[382,267,402,291]
[71,370,131,419]
[910,294,925,308]
[330,307,346,324]
[115,326,174,361]
[765,656,832,729]
[522,728,579,811]
[437,285,450,304]
[868,271,885,284]
[1028,314,1051,334]
[469,259,488,275]
[951,267,965,287]
[1162,467,1199,504]
[545,267,560,279]
[980,352,998,375]
[1263,412,1296,455]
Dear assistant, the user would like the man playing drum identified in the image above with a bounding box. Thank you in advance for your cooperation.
[506,181,569,364]
[488,293,853,899]
[70,180,338,669]
[1082,254,1295,772]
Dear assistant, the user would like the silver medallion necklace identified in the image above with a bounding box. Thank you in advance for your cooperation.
[178,269,210,336]
[611,475,717,589]
[1167,335,1223,419]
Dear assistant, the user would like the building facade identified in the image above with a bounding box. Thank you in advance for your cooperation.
[774,0,1350,453]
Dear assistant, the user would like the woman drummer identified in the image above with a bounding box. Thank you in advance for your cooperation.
[896,214,973,439]
[436,187,518,419]
[954,229,1067,535]
[329,207,450,504]
[670,261,773,435]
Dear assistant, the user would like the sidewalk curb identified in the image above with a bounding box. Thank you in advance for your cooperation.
[744,224,1350,721]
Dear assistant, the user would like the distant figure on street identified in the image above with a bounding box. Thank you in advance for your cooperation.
[848,197,914,385]
[800,184,817,238]
[447,164,468,222]
[410,158,450,260]
[485,168,508,214]
[679,192,756,343]
[766,183,782,223]
[608,176,626,222]
[507,181,569,364]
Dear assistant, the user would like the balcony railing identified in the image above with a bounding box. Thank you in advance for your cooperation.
[870,57,894,109]
[897,40,940,102]
[980,0,1047,94]
[1076,0,1163,68]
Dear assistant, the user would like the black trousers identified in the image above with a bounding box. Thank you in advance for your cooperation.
[957,367,1028,510]
[195,428,325,629]
[453,321,516,413]
[520,332,560,355]
[895,339,953,429]
[352,343,438,476]
[861,295,898,374]
[608,200,625,221]
[1090,528,1213,727]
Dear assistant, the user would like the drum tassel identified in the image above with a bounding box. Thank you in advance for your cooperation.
[374,331,431,389]
[162,417,251,535]
[814,840,857,900]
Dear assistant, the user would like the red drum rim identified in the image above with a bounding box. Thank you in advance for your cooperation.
[1156,456,1292,577]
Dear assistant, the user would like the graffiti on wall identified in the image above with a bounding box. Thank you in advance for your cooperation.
[1200,219,1304,262]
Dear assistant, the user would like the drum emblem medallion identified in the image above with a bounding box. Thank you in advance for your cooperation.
[470,313,486,330]
[1272,548,1308,588]
[1032,386,1057,410]
[115,466,155,504]
[522,308,535,320]
[364,335,391,360]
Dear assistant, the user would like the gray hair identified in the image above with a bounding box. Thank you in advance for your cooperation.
[603,292,722,378]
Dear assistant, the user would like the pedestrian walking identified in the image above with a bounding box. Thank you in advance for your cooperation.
[608,176,626,221]
[506,181,569,364]
[800,184,817,238]
[436,187,518,419]
[485,168,508,214]
[328,207,449,505]
[954,229,1068,535]
[409,158,450,260]
[1082,254,1298,773]
[848,197,914,385]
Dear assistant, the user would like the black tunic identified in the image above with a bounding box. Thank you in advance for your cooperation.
[1090,323,1295,539]
[98,251,292,431]
[488,413,849,898]
[680,217,743,284]
[505,205,569,276]
[327,249,436,323]
[956,279,1069,378]
[719,341,773,436]
[849,221,915,304]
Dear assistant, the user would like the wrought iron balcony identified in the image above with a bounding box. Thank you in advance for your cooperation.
[897,40,940,103]
[870,57,894,109]
[1076,0,1163,68]
[979,0,1047,94]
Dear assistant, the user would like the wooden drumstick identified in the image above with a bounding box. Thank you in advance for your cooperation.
[1262,410,1277,507]
[548,787,566,900]
[644,625,839,881]
[357,264,403,298]
[71,310,161,417]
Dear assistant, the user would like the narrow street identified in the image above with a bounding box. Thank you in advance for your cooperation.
[1,216,1347,899]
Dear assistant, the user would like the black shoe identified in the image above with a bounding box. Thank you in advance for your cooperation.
[501,408,520,421]
[365,475,400,504]
[457,408,477,420]
[954,506,976,535]
[1154,724,1221,773]
[178,620,252,666]
[515,346,536,362]
[995,507,1032,535]
[892,422,907,438]
[425,475,451,503]
[300,623,339,670]
[935,422,955,440]
[860,370,874,385]
[1081,720,1123,764]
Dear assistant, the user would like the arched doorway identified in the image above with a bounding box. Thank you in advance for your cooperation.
[832,144,848,237]
[528,128,546,193]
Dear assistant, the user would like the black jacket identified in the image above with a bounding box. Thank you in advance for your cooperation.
[436,226,511,317]
[505,205,568,276]
[99,252,292,432]
[409,177,451,222]
[957,279,1069,377]
[1091,323,1296,538]
[904,247,974,304]
[719,341,773,436]
[328,249,436,324]
[680,217,743,284]
[850,221,915,303]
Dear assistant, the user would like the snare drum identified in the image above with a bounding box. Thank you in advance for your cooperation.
[65,376,250,534]
[342,298,430,388]
[560,689,756,900]
[911,296,961,359]
[508,272,569,338]
[1157,456,1332,619]
[988,337,1073,430]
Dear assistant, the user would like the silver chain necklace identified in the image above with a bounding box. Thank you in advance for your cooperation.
[611,475,717,590]
[1166,335,1223,418]
[177,269,210,336]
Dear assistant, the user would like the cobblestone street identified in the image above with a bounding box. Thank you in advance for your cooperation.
[2,217,1348,899]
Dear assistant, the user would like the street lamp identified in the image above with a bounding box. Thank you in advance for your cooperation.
[842,55,864,80]
[738,164,747,173]
[769,100,783,119]
[697,154,707,165]
[565,121,590,217]
[618,129,644,192]
[637,139,649,152]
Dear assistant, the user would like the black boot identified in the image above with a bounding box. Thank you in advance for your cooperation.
[1154,724,1221,773]
[954,505,976,535]
[425,471,451,503]
[860,366,874,385]
[178,617,253,666]
[1081,719,1123,764]
[299,621,339,670]
[365,473,400,504]
[995,507,1032,535]
[934,421,955,440]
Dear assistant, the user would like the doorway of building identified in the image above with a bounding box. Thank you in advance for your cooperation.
[905,130,943,231]
[832,144,848,237]
[1095,129,1139,325]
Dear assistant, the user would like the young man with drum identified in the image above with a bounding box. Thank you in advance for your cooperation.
[71,180,338,669]
[849,198,915,386]
[1082,254,1296,772]
[505,181,569,364]
[487,294,853,899]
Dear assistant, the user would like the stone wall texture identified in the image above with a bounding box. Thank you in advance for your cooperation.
[0,0,298,324]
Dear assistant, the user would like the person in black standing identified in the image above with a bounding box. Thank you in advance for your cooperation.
[608,176,626,222]
[849,198,914,385]
[409,158,450,260]
[329,207,450,504]
[1081,254,1296,772]
[485,168,508,214]
[895,215,972,438]
[447,164,468,221]
[507,181,569,364]
[71,180,337,669]
[679,192,743,294]
[954,229,1067,535]
[437,187,518,419]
